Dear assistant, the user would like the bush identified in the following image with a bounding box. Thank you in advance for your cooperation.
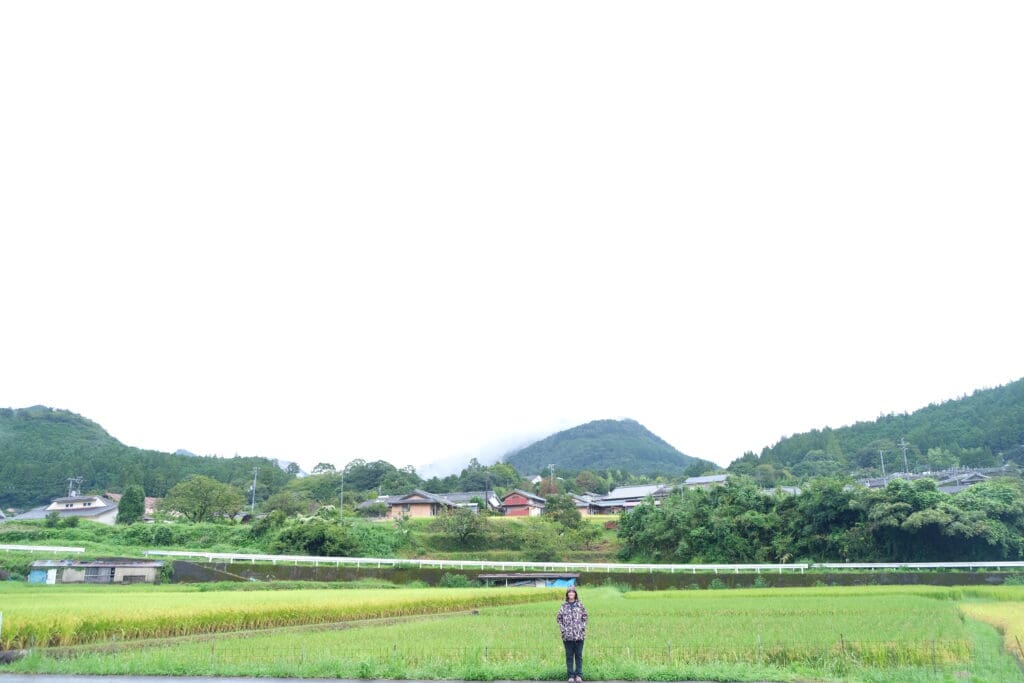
[269,521,357,557]
[152,524,173,546]
[438,572,477,588]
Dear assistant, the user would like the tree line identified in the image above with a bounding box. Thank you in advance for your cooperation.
[731,378,1024,483]
[617,475,1024,563]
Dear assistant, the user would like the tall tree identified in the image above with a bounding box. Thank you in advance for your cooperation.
[116,484,146,524]
[159,475,245,523]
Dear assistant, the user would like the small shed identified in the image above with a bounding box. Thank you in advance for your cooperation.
[28,559,164,585]
[478,572,578,587]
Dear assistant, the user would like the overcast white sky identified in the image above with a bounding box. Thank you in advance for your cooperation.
[2,2,1022,478]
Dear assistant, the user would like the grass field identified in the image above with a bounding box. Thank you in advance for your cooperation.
[2,583,1023,681]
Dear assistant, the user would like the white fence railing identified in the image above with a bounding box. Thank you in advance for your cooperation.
[815,561,1024,570]
[141,549,807,573]
[4,545,1023,574]
[0,544,85,553]
[141,550,1024,574]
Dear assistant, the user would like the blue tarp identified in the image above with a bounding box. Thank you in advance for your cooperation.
[546,578,576,588]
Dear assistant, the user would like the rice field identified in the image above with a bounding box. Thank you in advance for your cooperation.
[957,586,1024,667]
[0,583,551,649]
[5,583,1022,680]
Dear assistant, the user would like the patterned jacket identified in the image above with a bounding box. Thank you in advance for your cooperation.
[556,600,588,641]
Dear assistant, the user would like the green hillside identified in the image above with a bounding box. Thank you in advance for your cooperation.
[730,378,1024,479]
[503,418,714,477]
[0,406,293,510]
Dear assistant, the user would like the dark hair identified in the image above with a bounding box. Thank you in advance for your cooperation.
[565,588,579,601]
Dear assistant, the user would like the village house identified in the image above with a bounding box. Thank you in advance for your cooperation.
[586,484,673,513]
[500,489,546,516]
[682,474,729,489]
[8,492,119,525]
[571,493,597,515]
[383,489,500,519]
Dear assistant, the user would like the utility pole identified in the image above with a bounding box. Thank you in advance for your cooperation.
[250,467,258,515]
[67,476,83,497]
[879,450,887,479]
[339,467,345,513]
[548,464,555,487]
[897,438,910,473]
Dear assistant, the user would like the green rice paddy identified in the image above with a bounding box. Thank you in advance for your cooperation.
[2,583,1022,681]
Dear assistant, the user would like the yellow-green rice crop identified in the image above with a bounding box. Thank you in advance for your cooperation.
[0,583,551,649]
[959,600,1024,665]
[7,585,994,680]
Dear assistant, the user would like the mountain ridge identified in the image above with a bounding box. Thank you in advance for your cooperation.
[503,418,716,476]
[729,377,1024,479]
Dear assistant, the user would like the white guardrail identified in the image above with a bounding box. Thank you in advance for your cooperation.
[142,550,805,574]
[139,550,1024,574]
[5,545,1024,573]
[1,544,85,553]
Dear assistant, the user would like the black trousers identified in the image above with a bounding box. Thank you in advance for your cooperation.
[563,639,584,678]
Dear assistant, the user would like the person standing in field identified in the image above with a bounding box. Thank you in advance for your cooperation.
[556,588,588,682]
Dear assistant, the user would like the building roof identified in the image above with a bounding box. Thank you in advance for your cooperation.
[387,489,501,508]
[604,484,670,499]
[683,474,729,486]
[30,559,164,569]
[434,491,500,507]
[11,496,118,521]
[357,495,397,509]
[501,489,546,504]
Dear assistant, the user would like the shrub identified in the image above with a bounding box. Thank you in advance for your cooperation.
[438,572,477,588]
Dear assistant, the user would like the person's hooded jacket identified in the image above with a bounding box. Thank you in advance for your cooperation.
[556,593,588,641]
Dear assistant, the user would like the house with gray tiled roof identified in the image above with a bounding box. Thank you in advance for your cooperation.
[383,489,500,518]
[9,493,119,525]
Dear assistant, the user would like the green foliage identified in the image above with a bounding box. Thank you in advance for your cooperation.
[262,490,315,516]
[0,406,294,510]
[617,475,1024,563]
[504,418,715,478]
[117,485,146,524]
[542,493,582,529]
[437,572,477,587]
[741,378,1024,478]
[430,508,488,549]
[269,520,357,556]
[263,518,406,557]
[519,521,560,561]
[159,475,246,523]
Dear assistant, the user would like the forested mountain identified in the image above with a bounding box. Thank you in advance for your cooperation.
[504,419,714,477]
[730,378,1024,481]
[0,406,293,510]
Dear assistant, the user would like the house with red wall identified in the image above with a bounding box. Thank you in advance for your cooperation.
[500,489,545,516]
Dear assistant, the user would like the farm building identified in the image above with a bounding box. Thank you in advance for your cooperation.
[28,559,164,585]
[479,572,578,587]
[500,489,546,516]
